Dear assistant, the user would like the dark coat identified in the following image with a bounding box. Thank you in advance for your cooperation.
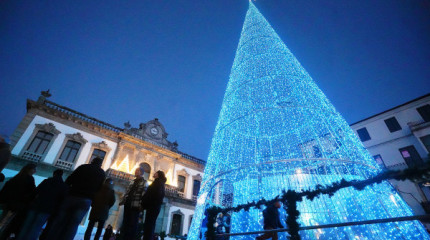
[66,163,106,200]
[89,184,116,221]
[263,205,283,229]
[141,178,166,209]
[0,173,36,211]
[31,175,69,214]
[0,142,11,172]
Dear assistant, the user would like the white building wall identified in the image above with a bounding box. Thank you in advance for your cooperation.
[173,163,203,199]
[11,115,118,170]
[351,96,430,215]
[166,206,194,236]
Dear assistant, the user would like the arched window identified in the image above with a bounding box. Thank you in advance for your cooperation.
[140,162,151,180]
[21,123,60,162]
[55,132,87,170]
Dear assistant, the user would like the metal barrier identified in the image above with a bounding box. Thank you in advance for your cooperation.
[216,214,430,237]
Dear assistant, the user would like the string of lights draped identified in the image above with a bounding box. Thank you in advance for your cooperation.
[187,2,430,240]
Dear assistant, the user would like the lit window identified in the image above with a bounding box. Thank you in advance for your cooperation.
[373,155,386,170]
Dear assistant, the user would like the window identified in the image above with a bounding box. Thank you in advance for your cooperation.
[178,175,186,193]
[417,104,430,122]
[357,127,371,142]
[193,180,201,196]
[140,162,151,180]
[420,135,430,153]
[313,146,322,158]
[89,149,106,162]
[384,117,401,133]
[399,145,423,168]
[59,140,81,163]
[373,155,386,170]
[27,131,54,155]
[170,213,183,235]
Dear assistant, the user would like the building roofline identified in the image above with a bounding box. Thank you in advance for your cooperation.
[350,93,430,126]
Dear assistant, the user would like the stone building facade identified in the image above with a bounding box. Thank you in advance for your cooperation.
[4,91,205,238]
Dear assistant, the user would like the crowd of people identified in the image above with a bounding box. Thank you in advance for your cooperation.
[0,136,167,240]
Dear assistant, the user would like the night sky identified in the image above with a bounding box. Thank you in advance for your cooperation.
[1,0,430,160]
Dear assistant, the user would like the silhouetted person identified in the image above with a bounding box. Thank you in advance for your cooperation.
[0,163,36,239]
[44,157,106,240]
[84,178,116,240]
[102,224,113,240]
[141,170,166,240]
[119,167,147,240]
[0,136,11,182]
[17,169,68,240]
[256,201,283,240]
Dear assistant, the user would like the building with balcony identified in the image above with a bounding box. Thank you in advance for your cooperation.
[350,93,430,216]
[4,91,205,238]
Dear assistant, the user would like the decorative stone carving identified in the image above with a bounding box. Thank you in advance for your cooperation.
[192,174,202,182]
[123,118,178,150]
[35,123,61,135]
[65,132,88,144]
[92,141,111,151]
[177,168,189,177]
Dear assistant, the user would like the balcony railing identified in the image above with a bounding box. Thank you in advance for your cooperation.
[21,151,43,162]
[43,100,123,133]
[106,168,135,181]
[55,160,73,170]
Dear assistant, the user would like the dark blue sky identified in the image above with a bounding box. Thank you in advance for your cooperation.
[1,0,430,160]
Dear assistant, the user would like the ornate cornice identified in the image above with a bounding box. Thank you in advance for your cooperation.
[92,141,111,151]
[34,123,61,135]
[65,132,88,144]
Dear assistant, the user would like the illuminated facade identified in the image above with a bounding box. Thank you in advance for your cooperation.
[188,2,429,240]
[6,92,204,238]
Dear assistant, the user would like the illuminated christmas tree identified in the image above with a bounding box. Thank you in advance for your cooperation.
[188,2,429,239]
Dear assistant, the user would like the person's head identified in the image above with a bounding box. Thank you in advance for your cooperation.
[91,157,103,167]
[153,170,166,182]
[107,224,112,229]
[135,167,144,178]
[104,178,114,187]
[20,163,37,176]
[273,201,282,209]
[53,169,63,178]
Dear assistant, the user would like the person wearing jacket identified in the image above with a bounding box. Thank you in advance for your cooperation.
[256,201,284,240]
[44,157,106,240]
[119,167,147,240]
[0,163,37,240]
[17,169,68,240]
[141,170,166,240]
[84,178,116,240]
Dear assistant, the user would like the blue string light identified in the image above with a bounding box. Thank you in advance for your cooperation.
[187,2,430,239]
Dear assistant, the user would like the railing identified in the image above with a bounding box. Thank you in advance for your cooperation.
[174,150,206,165]
[106,168,135,181]
[21,151,42,162]
[55,160,73,170]
[165,184,185,198]
[43,100,123,133]
[217,215,430,238]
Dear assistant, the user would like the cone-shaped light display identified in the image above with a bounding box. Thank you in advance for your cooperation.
[188,2,429,239]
